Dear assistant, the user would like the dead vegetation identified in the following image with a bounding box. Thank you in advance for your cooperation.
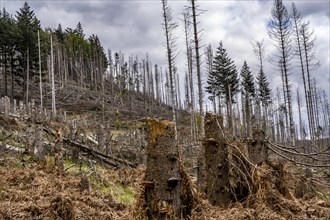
[0,111,330,219]
[0,152,144,220]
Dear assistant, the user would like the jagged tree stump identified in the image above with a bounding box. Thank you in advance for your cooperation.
[35,126,45,158]
[249,128,268,165]
[97,124,106,152]
[54,129,64,172]
[204,113,231,205]
[26,125,35,153]
[144,118,181,219]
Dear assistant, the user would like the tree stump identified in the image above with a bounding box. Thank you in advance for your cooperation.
[144,118,181,219]
[26,125,35,153]
[3,96,10,116]
[249,128,268,165]
[54,130,64,172]
[80,175,91,193]
[13,99,17,115]
[97,124,106,152]
[204,113,231,206]
[35,126,45,158]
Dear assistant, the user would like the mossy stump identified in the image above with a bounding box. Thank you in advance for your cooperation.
[144,118,181,219]
[204,113,231,206]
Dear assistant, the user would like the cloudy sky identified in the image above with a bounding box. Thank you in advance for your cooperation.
[1,0,329,111]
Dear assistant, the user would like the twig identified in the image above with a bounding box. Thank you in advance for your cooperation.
[0,133,13,142]
[64,163,76,172]
[226,142,256,168]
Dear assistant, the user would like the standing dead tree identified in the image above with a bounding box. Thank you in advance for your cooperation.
[268,0,295,145]
[188,0,204,136]
[161,0,178,140]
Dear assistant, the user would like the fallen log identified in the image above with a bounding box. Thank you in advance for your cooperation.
[0,143,25,153]
[44,127,136,168]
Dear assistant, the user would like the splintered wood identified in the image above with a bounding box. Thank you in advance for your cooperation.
[144,118,181,219]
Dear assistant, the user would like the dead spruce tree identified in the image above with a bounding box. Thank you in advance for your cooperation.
[161,0,178,140]
[268,0,295,145]
[188,0,204,136]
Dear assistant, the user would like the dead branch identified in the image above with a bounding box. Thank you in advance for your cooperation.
[0,143,25,153]
[44,127,136,168]
[268,141,330,156]
[64,163,76,172]
[267,144,330,168]
[268,141,330,162]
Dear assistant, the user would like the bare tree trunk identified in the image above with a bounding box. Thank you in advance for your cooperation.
[50,34,56,116]
[155,64,160,101]
[161,0,178,140]
[190,0,204,136]
[292,4,312,140]
[183,12,197,142]
[280,61,289,142]
[38,30,43,108]
[3,52,8,97]
[297,89,304,140]
[26,47,30,107]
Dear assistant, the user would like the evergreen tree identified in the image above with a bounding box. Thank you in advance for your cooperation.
[15,2,41,103]
[240,61,255,98]
[240,61,255,136]
[205,65,218,101]
[0,8,19,98]
[256,68,271,105]
[211,41,239,103]
[208,41,239,132]
[15,2,41,73]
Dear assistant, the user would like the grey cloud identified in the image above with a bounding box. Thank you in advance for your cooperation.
[2,0,328,100]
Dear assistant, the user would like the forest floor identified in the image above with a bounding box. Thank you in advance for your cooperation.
[1,113,330,220]
[1,81,330,219]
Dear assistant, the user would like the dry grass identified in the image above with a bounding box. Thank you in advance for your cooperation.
[0,153,143,220]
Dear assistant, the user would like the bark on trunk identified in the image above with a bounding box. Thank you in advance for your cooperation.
[144,118,181,219]
[249,129,268,165]
[204,113,231,205]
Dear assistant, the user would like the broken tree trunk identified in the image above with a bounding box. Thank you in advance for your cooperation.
[204,112,231,206]
[25,125,35,153]
[249,128,268,165]
[35,126,45,159]
[144,118,182,219]
[54,130,64,172]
